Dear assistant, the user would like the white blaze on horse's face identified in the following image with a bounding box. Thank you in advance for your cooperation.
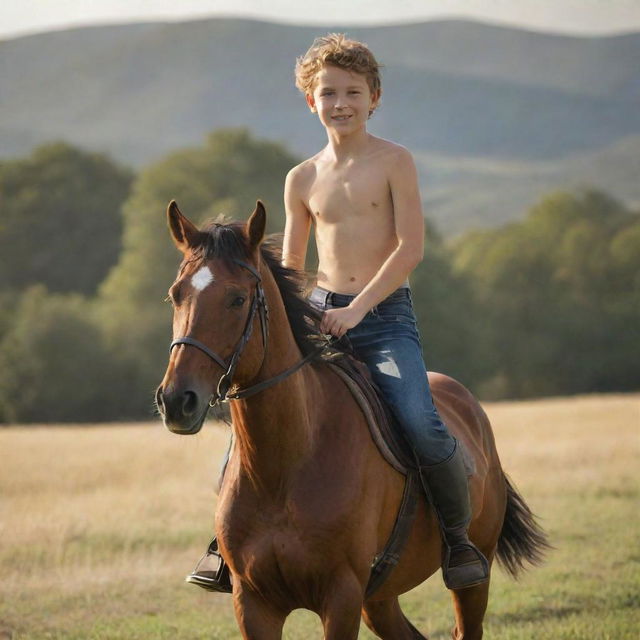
[191,266,215,293]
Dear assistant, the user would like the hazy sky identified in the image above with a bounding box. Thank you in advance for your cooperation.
[2,0,640,40]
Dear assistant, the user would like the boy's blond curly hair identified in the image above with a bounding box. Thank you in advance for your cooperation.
[295,33,382,100]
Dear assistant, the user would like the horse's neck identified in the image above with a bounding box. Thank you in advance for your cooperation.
[229,271,316,494]
[230,376,314,494]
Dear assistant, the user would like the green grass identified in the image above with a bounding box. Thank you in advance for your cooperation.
[1,394,638,638]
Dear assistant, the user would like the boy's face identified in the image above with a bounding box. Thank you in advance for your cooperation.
[306,65,380,135]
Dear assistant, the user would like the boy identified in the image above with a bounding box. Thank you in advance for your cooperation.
[188,33,488,593]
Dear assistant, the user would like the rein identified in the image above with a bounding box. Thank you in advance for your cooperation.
[170,258,325,407]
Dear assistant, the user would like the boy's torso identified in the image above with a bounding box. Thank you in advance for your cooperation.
[297,136,404,294]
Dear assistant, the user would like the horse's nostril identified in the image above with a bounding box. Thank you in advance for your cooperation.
[182,390,199,416]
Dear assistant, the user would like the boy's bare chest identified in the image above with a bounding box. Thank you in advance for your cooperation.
[306,164,392,225]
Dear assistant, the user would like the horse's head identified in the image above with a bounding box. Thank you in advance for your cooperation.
[156,200,268,435]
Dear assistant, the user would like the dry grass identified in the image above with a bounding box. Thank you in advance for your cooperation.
[1,393,638,639]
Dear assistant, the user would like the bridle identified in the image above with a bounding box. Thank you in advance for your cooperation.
[169,258,325,407]
[170,258,268,406]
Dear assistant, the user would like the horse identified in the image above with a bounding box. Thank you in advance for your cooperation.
[156,200,548,640]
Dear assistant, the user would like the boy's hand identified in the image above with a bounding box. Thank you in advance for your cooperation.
[320,305,367,338]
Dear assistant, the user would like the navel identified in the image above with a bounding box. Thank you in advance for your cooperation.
[350,276,356,282]
[371,201,379,208]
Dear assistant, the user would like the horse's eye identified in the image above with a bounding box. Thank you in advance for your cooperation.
[231,296,246,307]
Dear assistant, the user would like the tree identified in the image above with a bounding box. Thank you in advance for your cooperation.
[0,142,133,295]
[0,286,129,423]
[410,224,488,392]
[451,188,640,398]
[96,128,300,416]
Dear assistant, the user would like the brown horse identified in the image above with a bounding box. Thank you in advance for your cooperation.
[156,201,548,640]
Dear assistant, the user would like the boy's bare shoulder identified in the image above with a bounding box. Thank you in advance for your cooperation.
[287,154,321,181]
[369,136,415,165]
[285,155,321,197]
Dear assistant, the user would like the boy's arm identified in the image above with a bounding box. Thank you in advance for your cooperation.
[282,167,312,271]
[321,148,424,337]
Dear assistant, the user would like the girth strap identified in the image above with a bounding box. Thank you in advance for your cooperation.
[365,471,420,599]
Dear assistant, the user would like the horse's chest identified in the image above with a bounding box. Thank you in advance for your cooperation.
[251,528,314,572]
[223,504,347,601]
[231,509,327,563]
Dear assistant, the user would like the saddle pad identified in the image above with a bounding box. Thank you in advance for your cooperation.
[326,357,416,475]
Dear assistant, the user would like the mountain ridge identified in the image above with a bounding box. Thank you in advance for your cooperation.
[1,17,638,233]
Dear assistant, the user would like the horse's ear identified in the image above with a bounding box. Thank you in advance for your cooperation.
[167,200,198,254]
[246,200,266,251]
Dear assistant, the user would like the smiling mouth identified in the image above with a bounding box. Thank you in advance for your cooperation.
[332,114,352,121]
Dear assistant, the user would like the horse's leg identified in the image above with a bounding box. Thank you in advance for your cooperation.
[448,543,495,640]
[449,579,491,640]
[362,597,428,639]
[233,585,286,640]
[320,575,364,640]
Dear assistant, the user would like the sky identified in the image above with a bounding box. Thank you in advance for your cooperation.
[2,0,640,40]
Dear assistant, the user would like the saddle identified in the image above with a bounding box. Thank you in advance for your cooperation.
[326,356,421,598]
[327,356,416,473]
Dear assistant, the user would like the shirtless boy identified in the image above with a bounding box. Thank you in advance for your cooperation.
[187,33,488,592]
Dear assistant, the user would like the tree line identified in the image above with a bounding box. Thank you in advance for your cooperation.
[0,132,638,422]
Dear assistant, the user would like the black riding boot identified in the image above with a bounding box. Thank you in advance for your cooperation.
[419,441,490,590]
[185,536,233,593]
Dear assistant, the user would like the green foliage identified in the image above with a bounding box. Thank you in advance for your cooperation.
[411,227,490,391]
[101,128,296,305]
[0,286,131,423]
[451,188,640,398]
[96,128,300,416]
[0,142,133,295]
[1,127,638,421]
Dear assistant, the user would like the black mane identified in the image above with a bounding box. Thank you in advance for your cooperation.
[189,219,341,359]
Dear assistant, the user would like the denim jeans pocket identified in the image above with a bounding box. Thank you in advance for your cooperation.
[375,299,417,324]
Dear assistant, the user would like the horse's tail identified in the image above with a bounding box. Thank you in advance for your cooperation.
[496,473,551,579]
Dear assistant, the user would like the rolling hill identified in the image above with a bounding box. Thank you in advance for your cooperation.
[1,17,638,233]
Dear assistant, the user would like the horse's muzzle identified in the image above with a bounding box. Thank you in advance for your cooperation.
[155,384,208,435]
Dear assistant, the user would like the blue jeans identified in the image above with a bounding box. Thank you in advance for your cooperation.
[309,286,456,466]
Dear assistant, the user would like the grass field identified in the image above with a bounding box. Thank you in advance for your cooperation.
[1,394,638,639]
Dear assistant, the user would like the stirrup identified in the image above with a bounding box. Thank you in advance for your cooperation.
[442,540,490,590]
[185,538,233,593]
